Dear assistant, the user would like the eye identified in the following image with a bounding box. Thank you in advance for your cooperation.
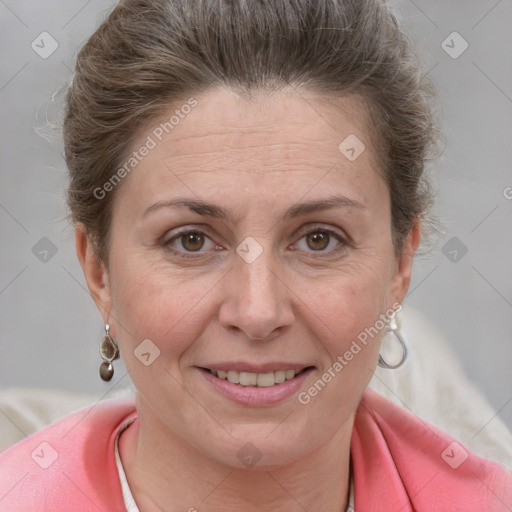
[179,231,206,252]
[163,229,221,258]
[293,227,347,254]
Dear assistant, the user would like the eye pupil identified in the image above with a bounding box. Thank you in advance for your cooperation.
[306,231,329,251]
[182,232,204,251]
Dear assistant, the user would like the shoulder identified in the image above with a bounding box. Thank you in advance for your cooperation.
[352,388,512,511]
[0,396,137,512]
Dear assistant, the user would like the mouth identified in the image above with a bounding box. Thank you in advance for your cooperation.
[196,362,316,406]
[201,367,313,388]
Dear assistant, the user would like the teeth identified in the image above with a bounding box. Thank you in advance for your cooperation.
[239,372,257,386]
[209,368,303,387]
[226,370,239,384]
[256,372,275,387]
[274,370,286,383]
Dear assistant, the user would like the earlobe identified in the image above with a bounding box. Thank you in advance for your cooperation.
[390,220,421,305]
[75,224,113,323]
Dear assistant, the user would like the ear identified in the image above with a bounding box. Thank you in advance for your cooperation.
[389,219,421,307]
[75,224,113,327]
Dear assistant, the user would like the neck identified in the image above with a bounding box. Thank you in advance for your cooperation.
[119,396,353,512]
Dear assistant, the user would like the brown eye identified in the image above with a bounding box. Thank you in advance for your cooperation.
[181,232,205,251]
[163,228,221,259]
[305,230,330,251]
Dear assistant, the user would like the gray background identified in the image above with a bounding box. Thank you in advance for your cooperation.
[1,1,511,430]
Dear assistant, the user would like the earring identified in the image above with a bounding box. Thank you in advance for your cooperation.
[378,311,407,369]
[99,323,120,381]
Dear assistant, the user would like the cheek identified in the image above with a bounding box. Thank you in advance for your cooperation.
[304,257,392,350]
[317,283,384,366]
[108,254,219,370]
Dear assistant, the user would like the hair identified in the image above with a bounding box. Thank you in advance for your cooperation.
[64,0,439,264]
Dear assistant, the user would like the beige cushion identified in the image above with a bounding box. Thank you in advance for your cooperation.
[371,306,512,471]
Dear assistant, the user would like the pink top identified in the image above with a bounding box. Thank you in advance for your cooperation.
[0,388,510,511]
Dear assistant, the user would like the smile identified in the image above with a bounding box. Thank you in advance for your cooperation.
[198,365,315,406]
[206,368,305,387]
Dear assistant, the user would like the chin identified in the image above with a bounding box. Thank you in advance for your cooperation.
[203,426,315,471]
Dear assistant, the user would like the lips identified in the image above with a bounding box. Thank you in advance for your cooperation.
[198,365,315,406]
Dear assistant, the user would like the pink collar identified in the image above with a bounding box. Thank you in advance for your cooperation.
[0,390,510,510]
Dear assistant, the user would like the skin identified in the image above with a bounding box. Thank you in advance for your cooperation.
[77,87,420,511]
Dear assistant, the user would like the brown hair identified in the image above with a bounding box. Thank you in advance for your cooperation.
[64,0,438,264]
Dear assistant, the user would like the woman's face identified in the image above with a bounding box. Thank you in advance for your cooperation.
[84,88,417,468]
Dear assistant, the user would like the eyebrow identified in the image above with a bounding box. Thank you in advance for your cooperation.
[142,194,365,221]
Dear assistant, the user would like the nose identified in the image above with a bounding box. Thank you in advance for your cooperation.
[218,248,295,341]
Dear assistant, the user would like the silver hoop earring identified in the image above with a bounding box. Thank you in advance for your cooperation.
[99,323,120,381]
[378,312,407,369]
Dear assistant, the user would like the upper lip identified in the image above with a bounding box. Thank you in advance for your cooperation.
[199,362,312,373]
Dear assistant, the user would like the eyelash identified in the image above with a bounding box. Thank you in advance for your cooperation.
[161,225,349,260]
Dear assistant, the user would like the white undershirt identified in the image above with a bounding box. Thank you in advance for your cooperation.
[114,418,355,511]
[114,417,139,512]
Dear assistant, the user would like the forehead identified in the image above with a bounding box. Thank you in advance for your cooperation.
[133,87,378,162]
[115,87,385,209]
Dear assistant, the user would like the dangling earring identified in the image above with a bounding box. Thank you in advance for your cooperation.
[378,311,407,369]
[99,323,120,381]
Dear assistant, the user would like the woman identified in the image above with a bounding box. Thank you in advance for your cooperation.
[0,0,510,510]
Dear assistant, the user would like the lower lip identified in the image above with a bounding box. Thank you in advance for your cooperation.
[197,367,315,406]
